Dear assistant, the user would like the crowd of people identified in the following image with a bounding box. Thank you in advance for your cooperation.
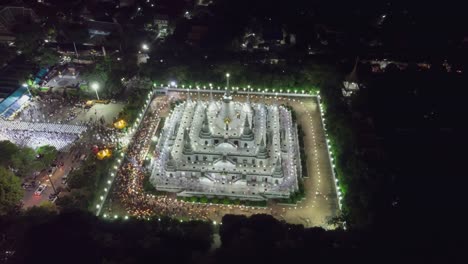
[110,97,181,218]
[18,94,81,123]
[0,119,86,151]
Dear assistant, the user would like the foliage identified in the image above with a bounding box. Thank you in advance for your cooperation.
[10,147,43,178]
[36,48,60,68]
[319,81,363,227]
[0,210,461,263]
[80,58,111,91]
[61,22,89,43]
[0,166,23,215]
[0,141,19,167]
[183,196,267,207]
[56,189,90,211]
[65,155,108,211]
[0,141,57,178]
[8,211,214,264]
[11,20,44,55]
[36,145,58,168]
[38,201,58,212]
[0,45,16,66]
[66,166,88,189]
[118,89,149,125]
[81,56,138,99]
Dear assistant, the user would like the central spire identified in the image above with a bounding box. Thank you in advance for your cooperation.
[200,108,211,137]
[183,129,193,153]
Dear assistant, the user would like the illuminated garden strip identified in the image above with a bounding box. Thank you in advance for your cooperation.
[152,83,316,98]
[316,92,342,211]
[96,89,156,216]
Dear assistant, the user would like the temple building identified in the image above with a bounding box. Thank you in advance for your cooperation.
[150,88,301,201]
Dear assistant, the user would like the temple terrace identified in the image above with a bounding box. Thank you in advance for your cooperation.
[150,88,302,201]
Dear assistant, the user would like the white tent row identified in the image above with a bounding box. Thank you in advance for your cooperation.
[0,120,87,151]
[0,129,80,151]
[0,120,87,134]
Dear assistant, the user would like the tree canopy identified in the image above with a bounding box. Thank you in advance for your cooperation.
[0,141,57,178]
[11,20,44,55]
[36,145,58,168]
[36,48,60,68]
[0,141,19,167]
[0,166,23,215]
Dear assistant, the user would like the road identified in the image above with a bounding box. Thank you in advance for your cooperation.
[19,102,124,208]
[22,150,78,208]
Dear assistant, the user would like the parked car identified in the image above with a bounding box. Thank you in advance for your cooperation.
[48,191,60,203]
[21,183,33,190]
[34,184,47,196]
[61,174,69,184]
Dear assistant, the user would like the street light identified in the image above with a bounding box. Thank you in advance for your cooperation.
[226,73,230,90]
[22,83,32,96]
[142,43,149,51]
[91,82,100,100]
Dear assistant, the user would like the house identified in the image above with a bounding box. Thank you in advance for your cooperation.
[195,0,214,6]
[86,19,122,37]
[154,14,171,38]
[0,58,36,119]
[0,6,39,43]
[342,57,361,97]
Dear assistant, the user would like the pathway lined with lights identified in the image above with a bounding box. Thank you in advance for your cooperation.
[153,85,316,98]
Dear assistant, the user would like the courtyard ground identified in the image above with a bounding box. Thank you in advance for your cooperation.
[105,92,339,228]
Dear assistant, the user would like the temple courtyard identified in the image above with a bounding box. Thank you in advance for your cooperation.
[104,91,339,228]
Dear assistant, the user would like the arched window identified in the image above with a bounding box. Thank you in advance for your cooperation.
[244,143,248,148]
[205,140,208,145]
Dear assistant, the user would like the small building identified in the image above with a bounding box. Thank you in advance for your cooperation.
[154,14,171,38]
[0,6,39,43]
[342,57,361,97]
[0,85,30,120]
[86,19,122,37]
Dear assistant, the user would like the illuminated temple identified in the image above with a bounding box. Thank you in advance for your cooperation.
[150,88,301,200]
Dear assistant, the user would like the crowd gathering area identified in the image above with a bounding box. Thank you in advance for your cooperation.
[102,92,339,227]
